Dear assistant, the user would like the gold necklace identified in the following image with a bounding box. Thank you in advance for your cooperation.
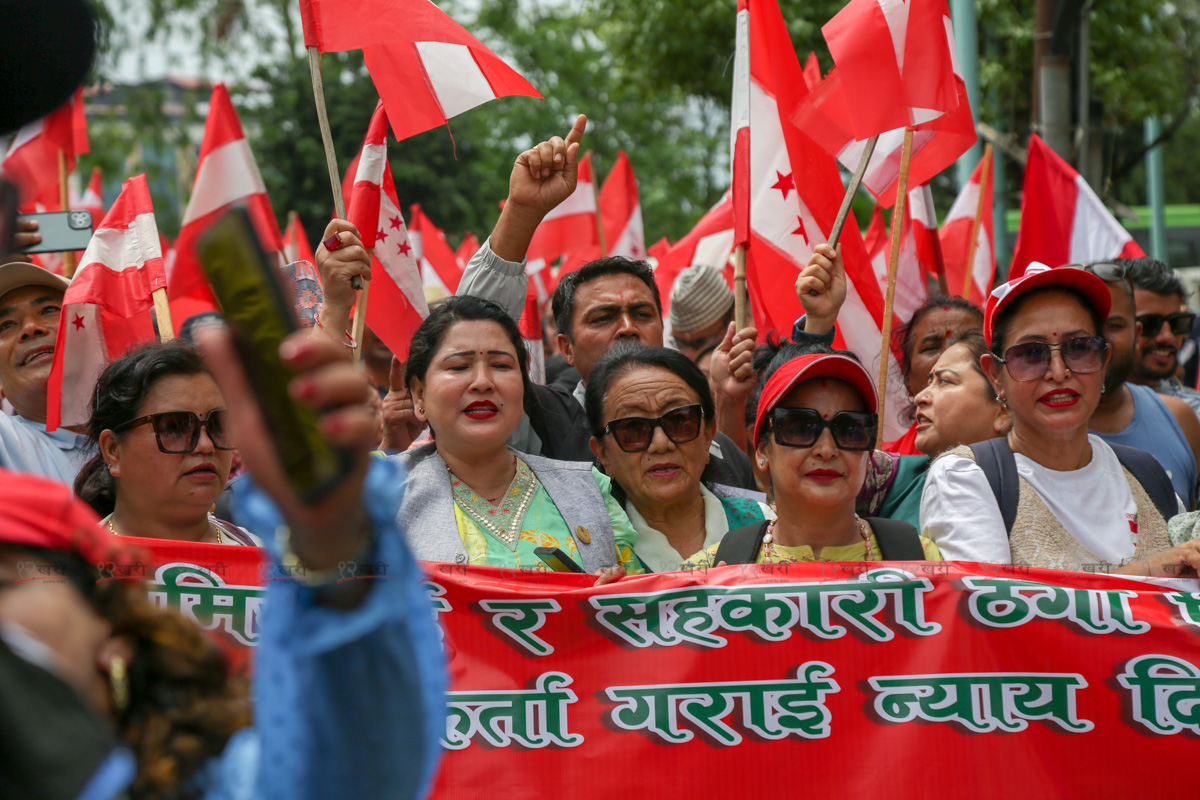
[107,516,223,545]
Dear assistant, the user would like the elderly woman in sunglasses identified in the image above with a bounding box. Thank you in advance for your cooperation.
[74,341,260,545]
[585,346,772,572]
[921,263,1200,574]
[686,343,939,567]
[394,296,640,578]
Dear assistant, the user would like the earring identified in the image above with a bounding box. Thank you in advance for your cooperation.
[758,459,766,467]
[417,406,424,415]
[109,655,129,713]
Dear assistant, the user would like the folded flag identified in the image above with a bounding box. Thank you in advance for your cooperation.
[599,150,645,259]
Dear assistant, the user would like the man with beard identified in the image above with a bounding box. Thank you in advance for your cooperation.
[1088,264,1200,508]
[0,263,90,483]
[1122,258,1200,418]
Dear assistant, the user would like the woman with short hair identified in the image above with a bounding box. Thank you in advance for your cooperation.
[585,346,771,572]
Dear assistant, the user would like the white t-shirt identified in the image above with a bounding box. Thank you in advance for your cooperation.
[920,435,1154,566]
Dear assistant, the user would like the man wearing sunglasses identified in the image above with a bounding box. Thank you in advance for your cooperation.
[1121,258,1200,420]
[1085,262,1200,508]
[0,262,89,484]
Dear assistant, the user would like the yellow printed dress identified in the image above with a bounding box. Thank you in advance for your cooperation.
[450,458,643,573]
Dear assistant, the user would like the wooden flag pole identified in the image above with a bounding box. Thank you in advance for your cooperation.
[58,150,78,278]
[152,287,175,342]
[734,243,749,330]
[306,46,367,363]
[828,134,879,247]
[351,251,371,365]
[930,232,949,295]
[962,144,994,299]
[876,128,915,450]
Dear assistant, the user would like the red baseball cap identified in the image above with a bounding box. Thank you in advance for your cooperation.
[984,262,1112,347]
[753,353,878,448]
[0,469,144,571]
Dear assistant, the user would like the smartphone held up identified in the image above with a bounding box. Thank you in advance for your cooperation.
[198,206,353,503]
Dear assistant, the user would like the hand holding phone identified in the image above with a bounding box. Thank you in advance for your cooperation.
[16,210,92,253]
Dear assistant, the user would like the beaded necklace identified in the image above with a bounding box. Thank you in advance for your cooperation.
[449,456,539,551]
[760,516,871,563]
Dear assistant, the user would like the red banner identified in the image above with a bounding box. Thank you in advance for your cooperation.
[123,537,1200,798]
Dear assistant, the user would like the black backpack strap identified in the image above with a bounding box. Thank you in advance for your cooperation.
[1108,443,1178,523]
[713,520,771,566]
[866,517,927,560]
[969,438,1020,536]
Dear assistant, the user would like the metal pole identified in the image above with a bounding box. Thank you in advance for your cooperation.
[950,0,981,189]
[992,125,1010,280]
[1145,115,1168,262]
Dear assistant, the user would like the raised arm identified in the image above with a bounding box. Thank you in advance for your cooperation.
[458,114,587,319]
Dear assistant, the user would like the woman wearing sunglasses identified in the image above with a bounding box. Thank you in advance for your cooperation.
[74,342,260,545]
[395,296,640,578]
[686,344,939,567]
[921,263,1196,573]
[585,346,772,572]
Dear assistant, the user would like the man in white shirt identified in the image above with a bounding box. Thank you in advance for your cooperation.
[0,262,90,483]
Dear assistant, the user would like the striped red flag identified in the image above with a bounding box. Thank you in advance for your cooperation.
[1,87,89,209]
[939,154,996,304]
[298,0,541,142]
[599,150,645,259]
[408,205,463,294]
[526,152,598,264]
[47,174,165,430]
[344,102,429,359]
[282,211,316,266]
[171,85,283,325]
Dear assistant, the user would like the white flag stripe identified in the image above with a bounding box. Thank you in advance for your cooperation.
[354,143,388,187]
[693,229,736,270]
[416,42,496,120]
[944,179,980,224]
[908,185,937,227]
[182,138,269,225]
[377,194,429,317]
[542,179,596,220]
[609,201,645,259]
[78,213,163,273]
[730,8,751,149]
[58,303,106,427]
[876,0,911,74]
[5,118,44,161]
[1069,174,1135,262]
[971,226,993,287]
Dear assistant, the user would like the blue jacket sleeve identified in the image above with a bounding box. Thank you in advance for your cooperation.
[791,314,837,347]
[206,458,447,800]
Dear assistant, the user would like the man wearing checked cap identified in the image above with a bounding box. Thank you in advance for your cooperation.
[668,264,735,363]
[0,262,90,484]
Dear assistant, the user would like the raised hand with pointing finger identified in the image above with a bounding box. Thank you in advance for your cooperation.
[490,114,588,263]
[381,356,425,453]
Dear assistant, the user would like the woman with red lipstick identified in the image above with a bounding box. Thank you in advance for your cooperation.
[585,346,773,572]
[74,342,259,545]
[396,296,641,576]
[685,344,939,567]
[921,263,1196,574]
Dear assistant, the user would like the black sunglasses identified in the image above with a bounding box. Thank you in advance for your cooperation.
[113,409,234,454]
[994,336,1108,381]
[602,404,704,453]
[1064,262,1134,293]
[1137,311,1196,337]
[770,407,877,451]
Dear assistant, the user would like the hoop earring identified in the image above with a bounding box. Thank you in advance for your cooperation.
[109,656,129,713]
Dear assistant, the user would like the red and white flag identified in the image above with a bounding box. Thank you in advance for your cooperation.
[344,103,429,359]
[1009,134,1145,279]
[172,84,283,326]
[734,0,905,438]
[653,191,735,313]
[408,205,464,294]
[906,183,946,283]
[527,151,599,264]
[822,0,959,138]
[455,231,480,270]
[939,152,995,304]
[46,174,165,430]
[863,205,928,325]
[282,211,316,265]
[298,0,541,142]
[518,288,546,385]
[599,150,645,259]
[1,88,88,209]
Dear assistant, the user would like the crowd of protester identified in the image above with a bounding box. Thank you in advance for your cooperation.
[8,109,1200,799]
